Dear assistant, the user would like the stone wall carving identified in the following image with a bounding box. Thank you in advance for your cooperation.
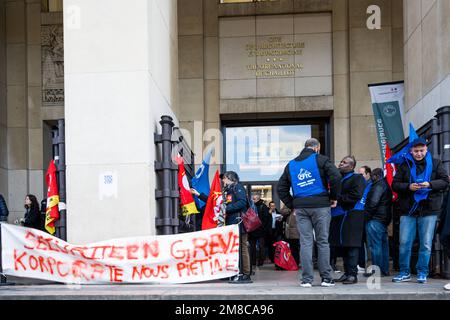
[42,25,64,106]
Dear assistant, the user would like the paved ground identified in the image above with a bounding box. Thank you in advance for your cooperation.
[0,265,449,300]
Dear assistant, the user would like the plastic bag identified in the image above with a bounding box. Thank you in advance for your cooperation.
[273,241,299,271]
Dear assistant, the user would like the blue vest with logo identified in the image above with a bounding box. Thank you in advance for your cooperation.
[331,174,372,245]
[289,153,327,198]
[331,173,372,217]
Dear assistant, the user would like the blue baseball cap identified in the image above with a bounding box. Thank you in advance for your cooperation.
[411,137,427,146]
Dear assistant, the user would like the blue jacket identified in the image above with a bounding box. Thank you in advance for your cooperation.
[224,183,248,229]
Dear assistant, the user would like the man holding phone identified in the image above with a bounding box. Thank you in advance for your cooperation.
[392,138,449,284]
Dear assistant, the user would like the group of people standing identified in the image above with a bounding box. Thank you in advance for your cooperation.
[277,137,449,287]
[215,136,450,288]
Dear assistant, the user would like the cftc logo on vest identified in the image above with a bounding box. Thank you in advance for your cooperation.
[298,169,313,181]
[297,169,317,188]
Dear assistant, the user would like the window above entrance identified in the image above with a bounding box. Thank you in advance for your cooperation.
[225,124,317,182]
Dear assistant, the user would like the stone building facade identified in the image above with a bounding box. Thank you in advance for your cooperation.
[0,0,448,242]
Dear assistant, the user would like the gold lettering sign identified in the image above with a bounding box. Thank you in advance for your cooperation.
[246,37,304,77]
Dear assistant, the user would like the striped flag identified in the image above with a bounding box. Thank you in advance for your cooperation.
[176,155,199,216]
[45,160,60,235]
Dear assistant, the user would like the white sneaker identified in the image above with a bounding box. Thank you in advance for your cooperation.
[321,279,336,287]
[357,266,365,274]
[444,283,450,291]
[300,282,312,288]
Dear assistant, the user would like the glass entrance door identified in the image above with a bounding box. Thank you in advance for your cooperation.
[223,119,329,208]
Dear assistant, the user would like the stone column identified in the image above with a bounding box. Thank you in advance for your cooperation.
[0,0,7,200]
[26,0,44,205]
[332,0,351,164]
[177,0,205,166]
[64,0,178,243]
[348,0,394,169]
[6,0,28,222]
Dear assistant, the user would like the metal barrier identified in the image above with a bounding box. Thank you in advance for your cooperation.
[52,120,67,241]
[392,106,450,278]
[154,116,195,235]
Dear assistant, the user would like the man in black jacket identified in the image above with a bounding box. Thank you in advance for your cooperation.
[365,168,392,277]
[392,138,449,284]
[278,138,341,288]
[330,156,367,284]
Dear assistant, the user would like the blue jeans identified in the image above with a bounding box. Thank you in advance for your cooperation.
[399,215,438,275]
[366,220,390,275]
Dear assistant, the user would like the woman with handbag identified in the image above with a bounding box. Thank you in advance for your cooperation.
[221,171,252,283]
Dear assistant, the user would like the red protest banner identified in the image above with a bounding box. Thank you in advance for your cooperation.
[1,224,239,284]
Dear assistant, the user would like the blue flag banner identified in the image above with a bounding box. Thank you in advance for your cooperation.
[191,150,212,209]
[388,123,420,165]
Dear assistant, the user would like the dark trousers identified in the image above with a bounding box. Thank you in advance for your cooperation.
[358,223,367,268]
[249,237,266,266]
[286,239,300,266]
[330,246,342,266]
[342,247,360,277]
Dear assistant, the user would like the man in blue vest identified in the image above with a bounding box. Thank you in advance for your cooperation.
[277,138,341,288]
[392,138,449,284]
[330,156,368,284]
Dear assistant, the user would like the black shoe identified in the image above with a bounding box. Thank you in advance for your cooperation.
[335,274,349,282]
[343,275,358,285]
[228,274,253,284]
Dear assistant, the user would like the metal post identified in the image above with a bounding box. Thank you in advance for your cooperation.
[431,117,442,276]
[51,127,60,239]
[52,121,67,241]
[172,146,179,235]
[57,120,67,241]
[431,118,440,158]
[437,106,450,173]
[155,116,179,235]
[437,106,450,279]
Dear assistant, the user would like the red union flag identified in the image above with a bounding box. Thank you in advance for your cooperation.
[384,143,398,201]
[176,156,199,216]
[45,160,60,235]
[202,171,225,230]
